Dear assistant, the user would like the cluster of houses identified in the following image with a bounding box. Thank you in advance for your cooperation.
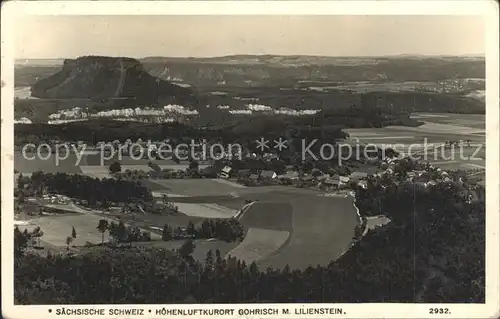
[41,194,71,205]
[216,155,485,204]
[219,164,369,190]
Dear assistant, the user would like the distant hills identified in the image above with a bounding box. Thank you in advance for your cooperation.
[139,55,485,85]
[17,54,484,67]
[18,54,485,89]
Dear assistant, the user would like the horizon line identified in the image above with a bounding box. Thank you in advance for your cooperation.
[15,53,486,61]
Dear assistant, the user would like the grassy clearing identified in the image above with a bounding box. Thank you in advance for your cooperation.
[18,213,113,246]
[79,166,111,179]
[256,192,358,270]
[347,126,485,146]
[225,228,290,264]
[171,202,237,218]
[15,153,83,174]
[145,179,243,196]
[395,122,484,135]
[106,211,204,231]
[411,113,485,129]
[155,195,248,210]
[17,208,165,248]
[238,201,293,232]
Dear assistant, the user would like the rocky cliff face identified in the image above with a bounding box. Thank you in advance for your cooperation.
[30,56,193,104]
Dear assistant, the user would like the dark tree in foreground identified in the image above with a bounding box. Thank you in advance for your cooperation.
[65,236,73,251]
[179,239,195,260]
[162,224,173,241]
[14,227,28,256]
[96,220,109,244]
[31,227,44,247]
[188,160,199,171]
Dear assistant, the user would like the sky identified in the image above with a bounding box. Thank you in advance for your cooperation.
[14,15,485,59]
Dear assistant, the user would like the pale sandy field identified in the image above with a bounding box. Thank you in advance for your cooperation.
[225,228,290,264]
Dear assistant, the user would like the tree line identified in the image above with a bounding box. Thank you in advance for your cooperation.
[162,218,244,242]
[97,219,152,245]
[19,171,153,207]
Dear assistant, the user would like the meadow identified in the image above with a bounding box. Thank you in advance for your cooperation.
[345,112,486,170]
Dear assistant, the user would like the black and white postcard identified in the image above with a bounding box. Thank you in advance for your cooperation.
[2,1,499,318]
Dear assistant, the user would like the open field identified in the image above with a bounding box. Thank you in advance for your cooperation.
[146,179,296,197]
[84,153,210,168]
[245,190,358,270]
[17,207,162,247]
[170,202,237,218]
[18,212,113,246]
[145,179,241,196]
[154,194,248,210]
[410,112,485,129]
[387,123,483,135]
[79,166,112,179]
[345,127,485,144]
[308,81,436,93]
[143,179,295,198]
[15,153,83,174]
[147,180,298,218]
[237,201,293,232]
[225,228,290,264]
[345,113,486,171]
[14,151,208,175]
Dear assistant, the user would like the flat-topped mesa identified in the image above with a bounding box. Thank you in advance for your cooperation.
[31,55,193,103]
[62,56,142,70]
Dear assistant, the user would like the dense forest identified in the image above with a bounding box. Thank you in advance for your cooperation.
[14,119,347,145]
[14,89,484,125]
[14,169,485,304]
[17,171,153,207]
[14,102,420,145]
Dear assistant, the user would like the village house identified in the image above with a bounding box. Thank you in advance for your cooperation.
[425,180,437,187]
[321,178,342,190]
[339,176,351,184]
[357,180,368,189]
[219,166,232,179]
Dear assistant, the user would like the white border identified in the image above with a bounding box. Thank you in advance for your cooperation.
[2,1,499,318]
